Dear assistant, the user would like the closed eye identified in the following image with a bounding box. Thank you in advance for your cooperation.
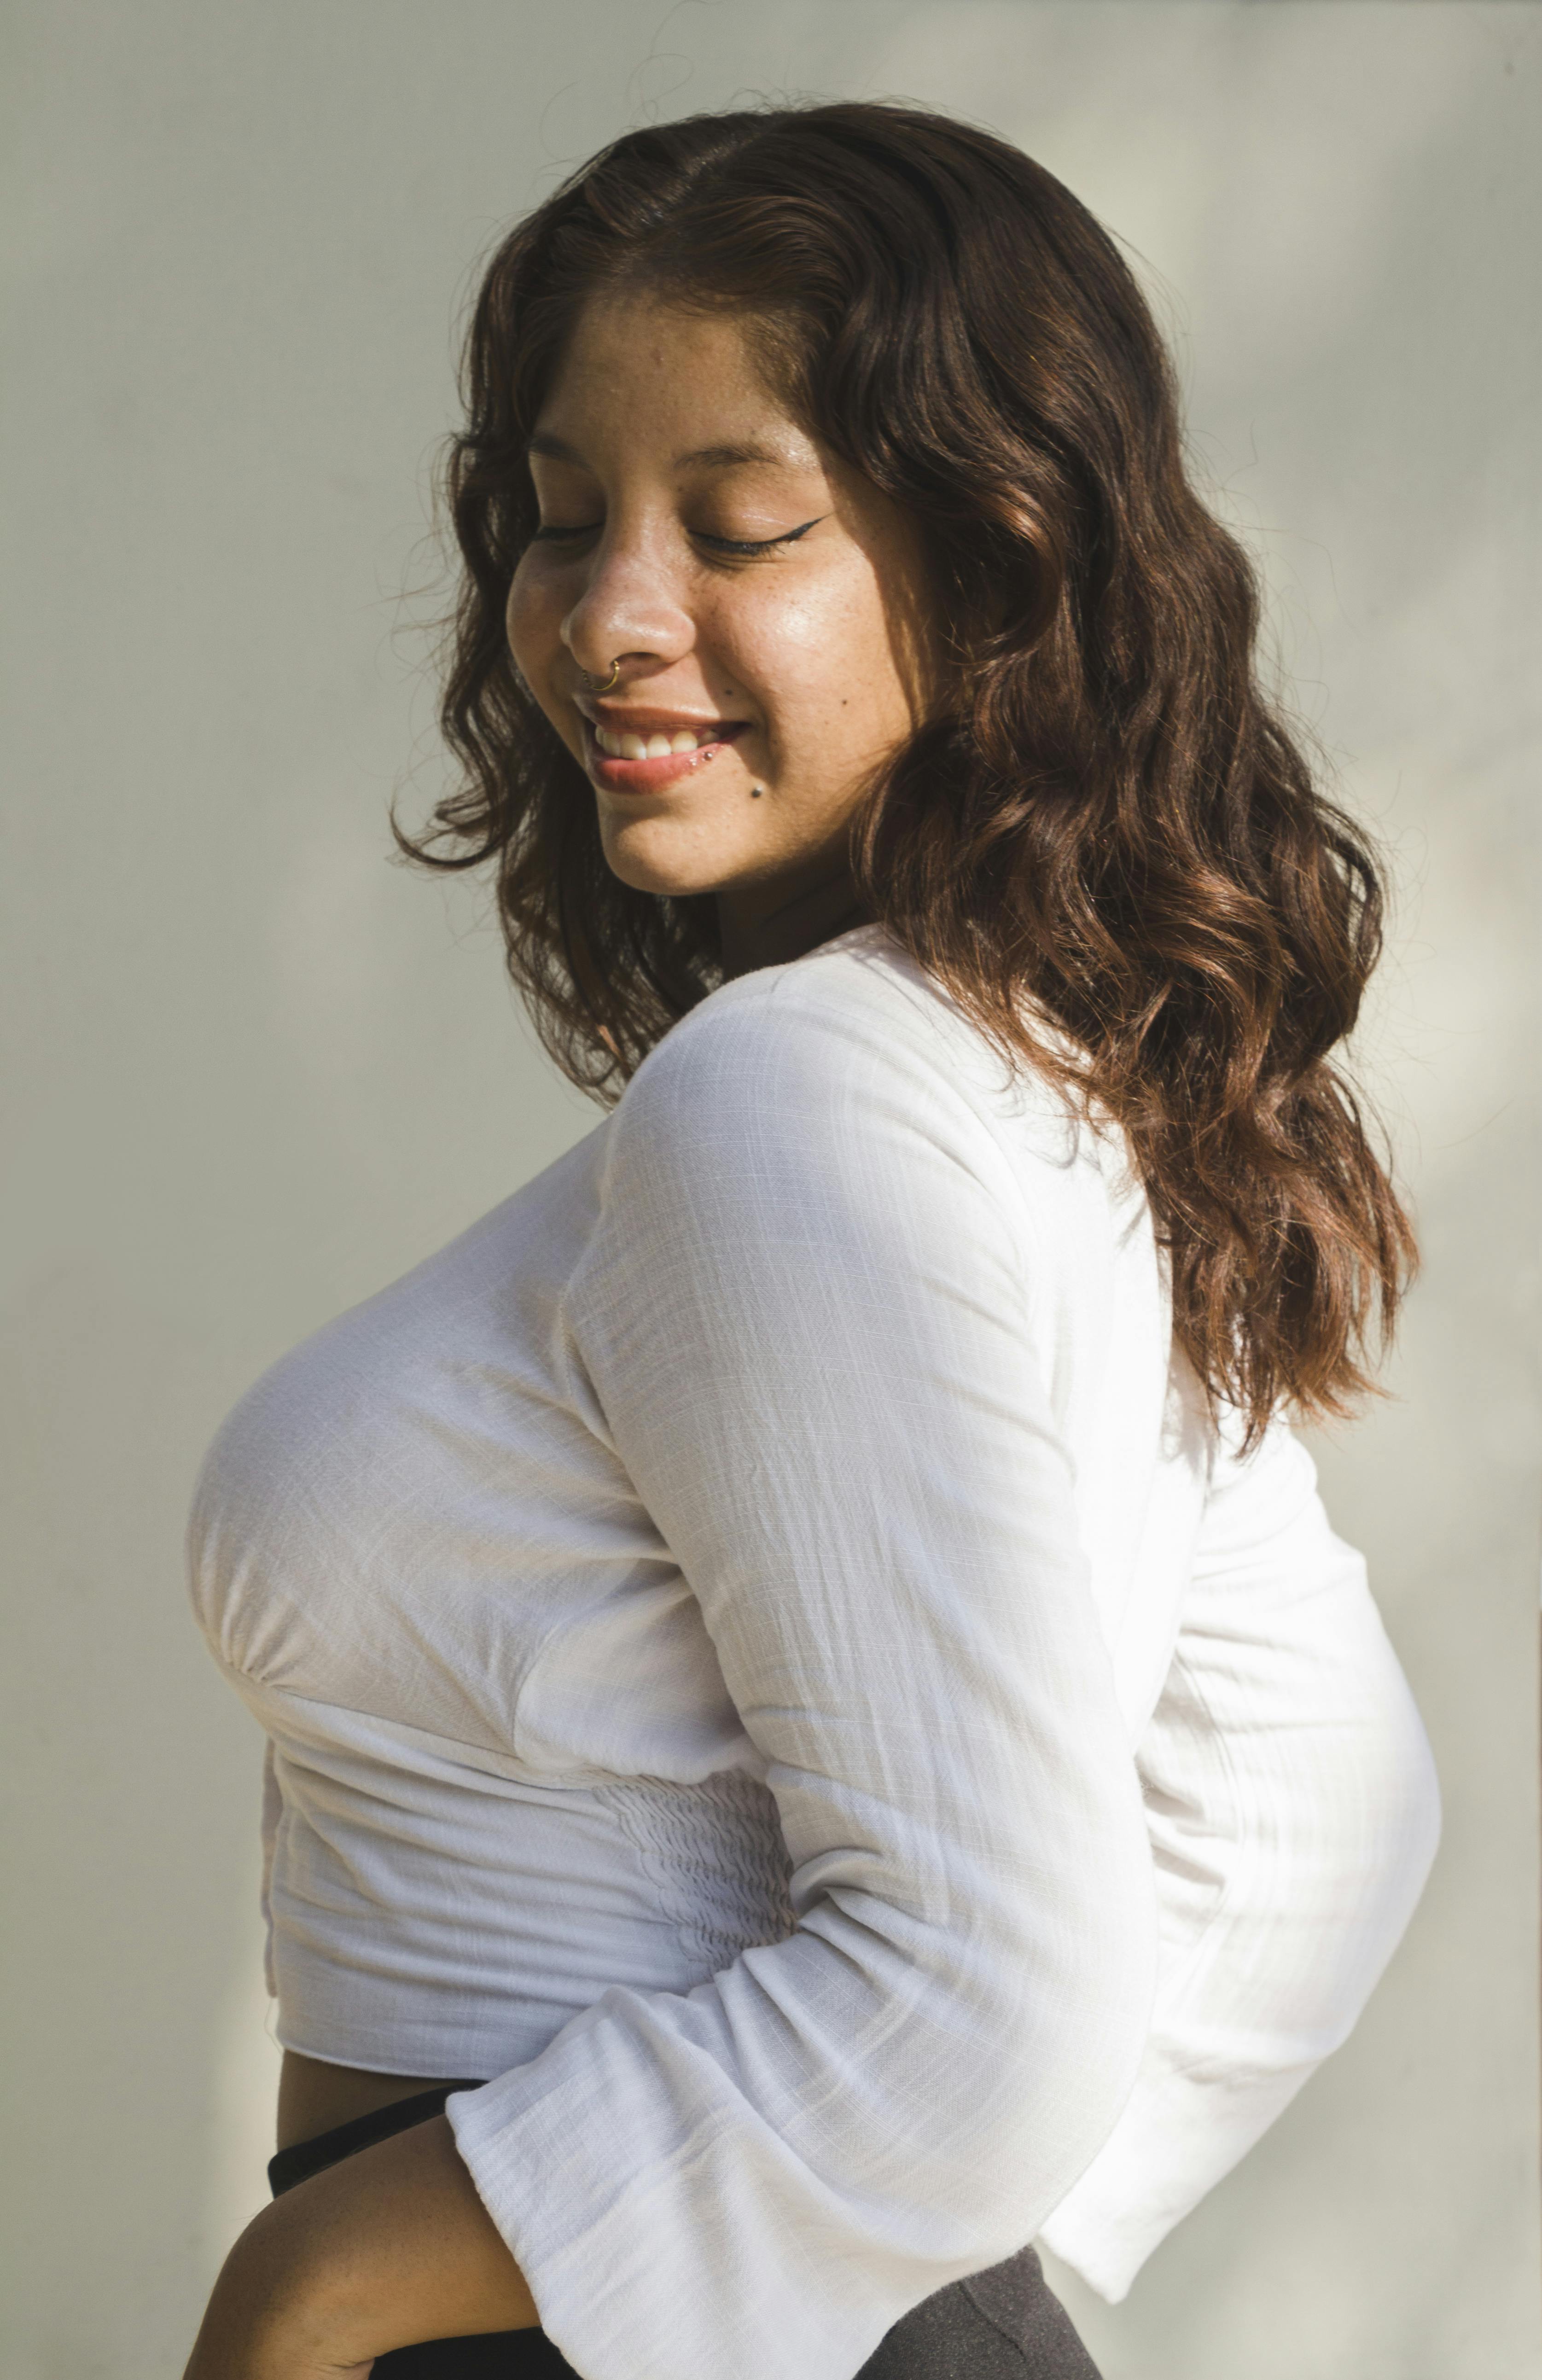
[696,516,826,557]
[530,516,826,557]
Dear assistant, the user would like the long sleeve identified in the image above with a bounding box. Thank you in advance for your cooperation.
[445,974,1159,2380]
[1036,1416,1442,2301]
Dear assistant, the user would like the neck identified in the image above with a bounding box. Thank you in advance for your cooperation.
[716,859,873,982]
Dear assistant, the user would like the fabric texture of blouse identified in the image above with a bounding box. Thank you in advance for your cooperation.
[187,923,1441,2380]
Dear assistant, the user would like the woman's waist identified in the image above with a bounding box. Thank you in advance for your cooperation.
[265,1761,797,2085]
[269,1736,795,1956]
[275,2049,484,2153]
[267,1864,783,2116]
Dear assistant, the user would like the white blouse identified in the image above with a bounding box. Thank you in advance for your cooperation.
[187,923,1440,2380]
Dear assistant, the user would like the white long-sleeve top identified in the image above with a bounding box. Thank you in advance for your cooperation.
[187,924,1440,2380]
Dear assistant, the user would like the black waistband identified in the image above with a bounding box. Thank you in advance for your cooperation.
[268,2080,488,2199]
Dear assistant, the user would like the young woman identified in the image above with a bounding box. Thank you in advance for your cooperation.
[182,102,1442,2380]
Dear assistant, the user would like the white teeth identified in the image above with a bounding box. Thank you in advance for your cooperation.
[592,722,729,759]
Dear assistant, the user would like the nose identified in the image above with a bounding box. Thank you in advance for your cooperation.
[561,525,695,683]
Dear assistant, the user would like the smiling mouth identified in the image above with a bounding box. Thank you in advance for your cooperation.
[580,713,750,794]
[591,720,745,759]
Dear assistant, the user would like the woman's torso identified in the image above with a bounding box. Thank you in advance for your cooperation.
[188,926,1212,2123]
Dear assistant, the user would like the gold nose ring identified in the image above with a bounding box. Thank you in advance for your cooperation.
[584,660,621,693]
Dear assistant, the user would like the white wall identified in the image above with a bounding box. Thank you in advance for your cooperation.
[2,6,1536,2375]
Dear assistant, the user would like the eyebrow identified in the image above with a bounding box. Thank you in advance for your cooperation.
[526,432,797,471]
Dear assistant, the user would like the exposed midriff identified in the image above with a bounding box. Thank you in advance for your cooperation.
[276,2050,472,2152]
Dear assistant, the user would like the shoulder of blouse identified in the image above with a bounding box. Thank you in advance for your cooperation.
[550,922,1146,1410]
[603,921,1094,1189]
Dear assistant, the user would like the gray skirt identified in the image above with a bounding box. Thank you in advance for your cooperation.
[268,2085,1103,2378]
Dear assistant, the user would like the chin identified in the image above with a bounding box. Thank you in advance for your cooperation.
[597,818,741,902]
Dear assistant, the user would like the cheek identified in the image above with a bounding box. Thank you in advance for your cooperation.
[727,569,902,741]
[506,565,563,677]
[505,569,582,758]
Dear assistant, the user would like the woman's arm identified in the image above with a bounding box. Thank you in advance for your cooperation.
[1037,1417,1442,2300]
[439,974,1160,2380]
[182,2116,537,2379]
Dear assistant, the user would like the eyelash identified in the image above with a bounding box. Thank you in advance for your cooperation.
[530,518,821,558]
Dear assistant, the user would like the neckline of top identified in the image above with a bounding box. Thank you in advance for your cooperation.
[790,920,890,966]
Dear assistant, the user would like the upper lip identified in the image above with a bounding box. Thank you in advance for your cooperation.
[574,697,745,736]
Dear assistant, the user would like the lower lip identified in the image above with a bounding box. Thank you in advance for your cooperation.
[583,720,746,794]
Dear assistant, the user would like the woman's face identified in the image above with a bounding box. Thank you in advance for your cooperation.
[507,289,937,967]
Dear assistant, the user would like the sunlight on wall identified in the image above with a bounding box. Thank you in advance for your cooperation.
[200,1875,282,2270]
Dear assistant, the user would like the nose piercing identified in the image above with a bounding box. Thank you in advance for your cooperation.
[582,660,621,693]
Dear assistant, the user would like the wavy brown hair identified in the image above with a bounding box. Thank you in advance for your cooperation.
[401,99,1414,1443]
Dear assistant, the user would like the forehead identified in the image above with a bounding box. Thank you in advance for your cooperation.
[533,291,816,471]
